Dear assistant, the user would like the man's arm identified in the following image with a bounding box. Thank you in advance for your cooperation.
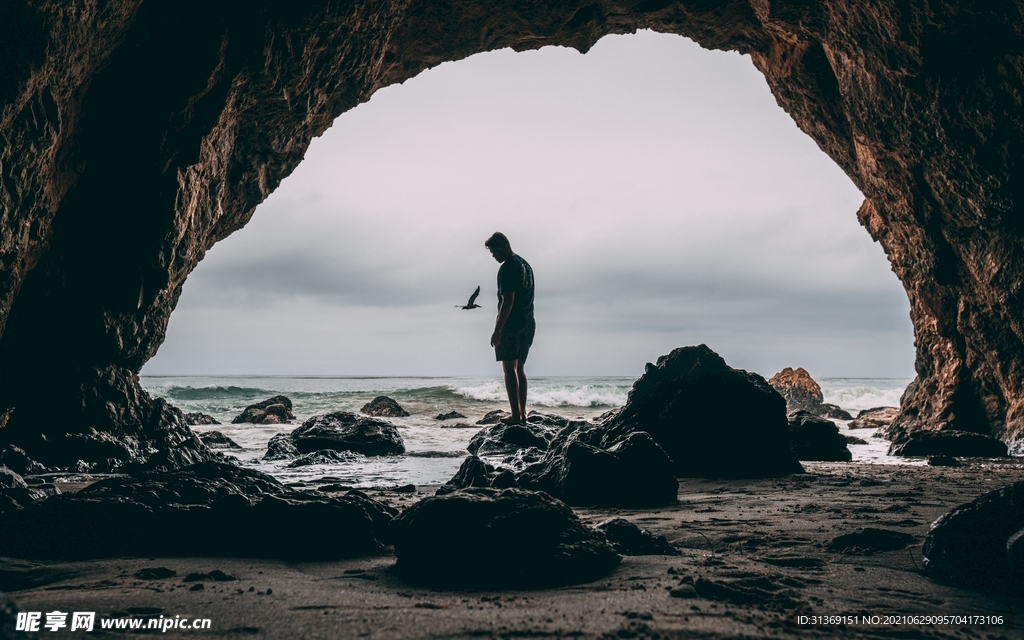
[490,292,515,347]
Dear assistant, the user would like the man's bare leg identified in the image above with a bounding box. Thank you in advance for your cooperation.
[516,360,527,419]
[502,360,522,422]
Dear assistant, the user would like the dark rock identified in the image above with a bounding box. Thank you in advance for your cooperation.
[0,466,27,489]
[849,407,899,430]
[927,454,961,467]
[0,445,48,476]
[290,412,405,456]
[501,447,546,472]
[526,412,572,429]
[889,430,1008,457]
[467,422,553,457]
[923,481,1024,593]
[360,396,409,418]
[0,461,395,560]
[592,408,623,423]
[518,431,678,508]
[184,570,235,582]
[185,412,220,426]
[436,456,495,495]
[844,435,869,445]
[489,470,517,489]
[231,396,295,425]
[600,346,803,478]
[197,430,242,450]
[391,484,416,493]
[594,518,679,556]
[390,488,620,588]
[285,449,357,468]
[828,528,916,554]
[435,411,466,421]
[818,403,854,420]
[135,567,176,580]
[787,411,852,462]
[439,422,476,429]
[768,367,824,412]
[476,410,511,425]
[1007,529,1024,577]
[262,433,299,461]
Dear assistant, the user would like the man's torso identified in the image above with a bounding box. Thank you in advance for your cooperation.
[497,254,534,329]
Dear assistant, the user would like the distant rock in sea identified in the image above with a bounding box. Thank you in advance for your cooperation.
[361,396,409,417]
[845,435,869,445]
[197,431,242,450]
[184,412,220,426]
[786,411,852,462]
[849,406,898,430]
[435,411,466,421]
[290,411,405,456]
[769,367,853,420]
[231,396,295,425]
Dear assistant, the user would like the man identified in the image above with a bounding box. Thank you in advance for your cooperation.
[485,232,535,425]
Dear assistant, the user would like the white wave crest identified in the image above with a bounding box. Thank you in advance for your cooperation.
[454,382,629,408]
[822,382,909,413]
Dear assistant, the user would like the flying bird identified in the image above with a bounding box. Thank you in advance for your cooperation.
[457,285,481,310]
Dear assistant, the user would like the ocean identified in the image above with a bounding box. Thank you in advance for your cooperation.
[141,375,915,489]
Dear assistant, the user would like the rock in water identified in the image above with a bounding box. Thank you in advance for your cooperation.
[768,367,853,420]
[787,411,852,462]
[467,422,553,457]
[185,412,220,425]
[889,430,1007,457]
[391,488,620,588]
[436,456,496,494]
[435,411,466,421]
[197,431,242,450]
[923,481,1024,594]
[231,396,295,425]
[263,433,299,461]
[476,410,511,425]
[848,406,899,429]
[290,412,404,456]
[600,346,804,478]
[360,396,409,418]
[0,462,395,560]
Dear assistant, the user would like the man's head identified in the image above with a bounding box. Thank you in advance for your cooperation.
[485,232,514,262]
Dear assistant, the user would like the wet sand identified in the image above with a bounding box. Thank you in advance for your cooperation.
[4,460,1023,638]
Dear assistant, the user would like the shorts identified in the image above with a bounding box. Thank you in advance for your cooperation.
[495,320,536,362]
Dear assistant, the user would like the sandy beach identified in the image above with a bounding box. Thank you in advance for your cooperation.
[4,459,1022,639]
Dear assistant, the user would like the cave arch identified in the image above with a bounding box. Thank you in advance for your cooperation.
[2,0,1023,469]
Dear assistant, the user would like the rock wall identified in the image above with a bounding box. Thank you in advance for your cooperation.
[2,0,1023,464]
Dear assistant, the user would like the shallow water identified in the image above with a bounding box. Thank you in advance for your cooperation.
[142,375,918,487]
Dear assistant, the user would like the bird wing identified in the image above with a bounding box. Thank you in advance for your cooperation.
[467,285,480,306]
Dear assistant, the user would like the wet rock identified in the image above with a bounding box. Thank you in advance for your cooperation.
[435,411,466,421]
[501,447,546,472]
[526,412,576,429]
[849,407,899,430]
[360,396,409,418]
[185,412,220,426]
[600,346,803,478]
[828,528,916,554]
[594,518,679,556]
[923,481,1024,593]
[927,454,961,467]
[286,449,358,468]
[391,487,620,588]
[889,430,1008,457]
[845,435,869,445]
[436,456,496,495]
[0,445,48,476]
[467,422,553,457]
[0,462,396,560]
[768,367,852,420]
[231,396,295,425]
[519,431,678,508]
[476,410,511,425]
[197,431,242,450]
[787,411,851,462]
[0,466,27,489]
[439,422,476,429]
[262,433,299,461]
[291,412,405,456]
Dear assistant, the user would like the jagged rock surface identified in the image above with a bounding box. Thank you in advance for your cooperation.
[360,395,409,418]
[290,411,405,456]
[849,407,899,430]
[787,410,852,462]
[231,396,295,425]
[4,1,1024,463]
[185,412,220,426]
[197,430,242,450]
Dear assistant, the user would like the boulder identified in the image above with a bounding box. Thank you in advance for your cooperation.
[600,346,804,478]
[360,396,409,418]
[828,528,916,554]
[467,422,553,457]
[476,410,511,425]
[0,445,47,476]
[184,412,220,425]
[291,412,405,456]
[845,435,869,445]
[923,480,1024,594]
[519,431,678,508]
[390,487,620,588]
[439,422,477,429]
[0,462,396,560]
[262,433,299,460]
[435,411,466,421]
[0,466,27,489]
[889,430,1008,457]
[928,454,961,467]
[594,518,679,556]
[849,406,899,430]
[526,412,574,429]
[769,368,853,420]
[286,449,358,468]
[231,396,295,425]
[197,431,242,450]
[436,456,497,495]
[787,411,852,462]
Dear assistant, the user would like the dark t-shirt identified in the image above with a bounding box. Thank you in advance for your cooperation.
[497,254,535,329]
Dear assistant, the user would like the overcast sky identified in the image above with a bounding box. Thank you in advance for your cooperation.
[143,31,916,379]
